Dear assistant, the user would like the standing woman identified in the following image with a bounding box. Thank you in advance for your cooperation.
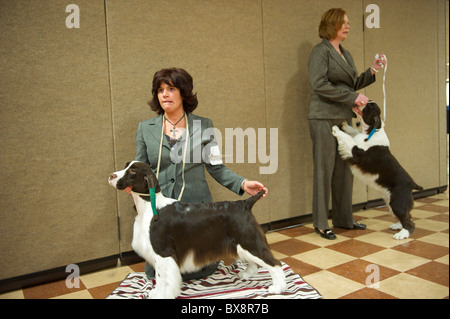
[135,67,267,279]
[308,8,385,239]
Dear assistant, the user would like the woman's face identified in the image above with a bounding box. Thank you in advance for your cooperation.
[157,82,183,114]
[335,15,350,41]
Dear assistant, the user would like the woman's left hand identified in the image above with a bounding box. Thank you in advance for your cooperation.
[242,180,268,198]
[371,53,385,72]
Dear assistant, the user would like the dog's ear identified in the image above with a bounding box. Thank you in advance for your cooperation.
[144,173,161,193]
[373,115,381,130]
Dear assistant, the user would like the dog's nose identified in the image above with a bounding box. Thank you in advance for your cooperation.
[109,173,117,181]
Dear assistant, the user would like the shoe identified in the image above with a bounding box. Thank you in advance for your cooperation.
[335,222,367,230]
[352,222,366,230]
[315,228,337,240]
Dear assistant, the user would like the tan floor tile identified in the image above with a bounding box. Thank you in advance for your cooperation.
[434,254,449,265]
[414,219,449,232]
[303,270,365,299]
[377,273,449,299]
[265,232,291,244]
[362,249,429,272]
[361,219,394,232]
[411,209,440,219]
[354,209,391,219]
[418,232,449,247]
[292,247,355,269]
[356,231,414,248]
[51,290,94,299]
[0,289,24,299]
[295,232,350,247]
[80,266,132,289]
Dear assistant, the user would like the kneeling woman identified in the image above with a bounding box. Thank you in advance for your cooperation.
[135,67,267,279]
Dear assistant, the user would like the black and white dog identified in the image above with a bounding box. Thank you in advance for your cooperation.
[108,161,286,298]
[332,102,423,239]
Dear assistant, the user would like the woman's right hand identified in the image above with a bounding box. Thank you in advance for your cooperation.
[354,94,369,107]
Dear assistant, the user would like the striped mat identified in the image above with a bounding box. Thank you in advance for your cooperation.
[107,260,322,299]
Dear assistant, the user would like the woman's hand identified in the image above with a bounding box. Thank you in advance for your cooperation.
[242,180,268,198]
[354,93,369,108]
[371,53,385,73]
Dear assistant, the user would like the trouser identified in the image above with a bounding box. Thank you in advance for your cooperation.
[145,261,219,281]
[309,119,355,230]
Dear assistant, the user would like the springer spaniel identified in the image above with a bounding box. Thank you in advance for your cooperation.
[332,102,423,239]
[108,161,286,298]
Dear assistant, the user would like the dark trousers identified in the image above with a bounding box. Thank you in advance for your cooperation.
[145,261,219,281]
[309,119,355,230]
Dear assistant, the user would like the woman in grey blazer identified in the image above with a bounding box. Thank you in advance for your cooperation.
[136,67,267,278]
[308,8,385,239]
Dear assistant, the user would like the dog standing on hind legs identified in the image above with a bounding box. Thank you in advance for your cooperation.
[108,161,286,298]
[331,102,423,239]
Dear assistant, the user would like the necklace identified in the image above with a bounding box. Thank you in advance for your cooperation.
[164,113,185,138]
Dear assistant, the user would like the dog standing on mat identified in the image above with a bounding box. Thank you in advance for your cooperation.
[108,161,286,298]
[331,102,423,239]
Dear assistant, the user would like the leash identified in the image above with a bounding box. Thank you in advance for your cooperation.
[156,113,189,201]
[375,54,387,121]
[149,187,159,220]
[130,187,159,220]
[128,113,189,219]
[364,127,377,142]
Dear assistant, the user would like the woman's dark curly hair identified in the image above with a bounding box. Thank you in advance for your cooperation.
[148,67,198,115]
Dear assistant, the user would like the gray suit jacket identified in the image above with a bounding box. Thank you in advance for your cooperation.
[308,38,375,120]
[135,113,245,202]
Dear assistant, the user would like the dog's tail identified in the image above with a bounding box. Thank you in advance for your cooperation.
[412,182,423,191]
[245,189,266,209]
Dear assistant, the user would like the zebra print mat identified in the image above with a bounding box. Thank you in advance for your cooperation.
[107,261,322,299]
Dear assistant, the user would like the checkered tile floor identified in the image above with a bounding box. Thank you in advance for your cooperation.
[1,193,448,299]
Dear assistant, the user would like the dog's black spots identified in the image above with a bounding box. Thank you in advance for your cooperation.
[116,162,161,195]
[350,145,421,191]
[150,191,280,269]
[361,102,382,135]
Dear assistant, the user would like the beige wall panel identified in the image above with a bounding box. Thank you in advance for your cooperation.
[262,0,368,221]
[105,0,267,251]
[0,0,117,279]
[363,0,446,201]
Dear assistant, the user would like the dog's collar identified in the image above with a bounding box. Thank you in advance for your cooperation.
[366,127,377,141]
[130,188,160,219]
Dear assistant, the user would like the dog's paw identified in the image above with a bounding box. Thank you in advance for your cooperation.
[331,125,341,136]
[393,229,410,240]
[389,222,402,230]
[268,283,285,294]
[238,263,258,280]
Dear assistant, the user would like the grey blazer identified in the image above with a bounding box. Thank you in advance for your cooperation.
[135,113,245,202]
[308,38,375,120]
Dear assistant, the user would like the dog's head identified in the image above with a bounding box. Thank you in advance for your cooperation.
[108,161,161,194]
[353,101,382,134]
